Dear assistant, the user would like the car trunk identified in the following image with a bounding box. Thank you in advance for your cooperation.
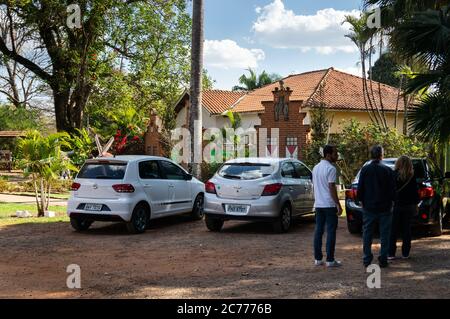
[215,177,274,200]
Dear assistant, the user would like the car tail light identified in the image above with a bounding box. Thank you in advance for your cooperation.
[418,187,434,199]
[205,181,216,194]
[112,184,135,193]
[262,183,283,196]
[71,182,81,191]
[345,188,358,200]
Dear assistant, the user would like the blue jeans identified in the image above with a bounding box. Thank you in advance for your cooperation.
[362,209,393,265]
[314,207,338,262]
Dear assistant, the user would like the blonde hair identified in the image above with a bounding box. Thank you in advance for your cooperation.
[395,156,414,182]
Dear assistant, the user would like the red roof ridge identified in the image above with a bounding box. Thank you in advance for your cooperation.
[305,67,334,106]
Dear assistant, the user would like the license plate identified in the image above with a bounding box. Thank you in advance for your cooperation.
[225,204,249,215]
[84,203,103,211]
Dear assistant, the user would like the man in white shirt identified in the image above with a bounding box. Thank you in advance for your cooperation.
[312,145,343,267]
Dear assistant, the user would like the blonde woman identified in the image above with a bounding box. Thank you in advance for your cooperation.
[388,156,420,260]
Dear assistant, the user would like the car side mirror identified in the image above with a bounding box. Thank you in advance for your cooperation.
[185,174,193,181]
[445,172,450,179]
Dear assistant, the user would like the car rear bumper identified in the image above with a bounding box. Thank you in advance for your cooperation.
[204,193,283,219]
[67,197,134,222]
[345,200,439,226]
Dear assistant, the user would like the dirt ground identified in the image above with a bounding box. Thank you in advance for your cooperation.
[0,215,449,299]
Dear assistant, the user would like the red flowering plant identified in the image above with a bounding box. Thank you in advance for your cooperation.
[110,107,148,155]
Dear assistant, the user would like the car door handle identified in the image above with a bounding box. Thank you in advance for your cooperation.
[169,185,175,188]
[289,187,294,191]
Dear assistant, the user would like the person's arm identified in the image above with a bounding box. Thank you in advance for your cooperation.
[328,166,342,216]
[357,168,365,205]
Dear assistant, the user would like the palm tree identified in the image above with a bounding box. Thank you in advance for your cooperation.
[232,68,282,91]
[343,14,388,129]
[17,131,76,216]
[189,0,204,179]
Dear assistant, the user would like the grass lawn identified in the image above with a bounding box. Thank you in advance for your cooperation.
[0,202,68,226]
[0,202,67,219]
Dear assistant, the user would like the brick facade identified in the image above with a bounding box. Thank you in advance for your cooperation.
[257,100,310,160]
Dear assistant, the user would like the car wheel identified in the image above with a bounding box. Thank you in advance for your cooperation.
[205,215,224,232]
[191,194,204,221]
[273,204,292,233]
[70,216,93,232]
[347,222,362,234]
[126,203,150,234]
[429,209,443,237]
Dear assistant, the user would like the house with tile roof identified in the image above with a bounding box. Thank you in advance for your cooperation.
[145,67,406,160]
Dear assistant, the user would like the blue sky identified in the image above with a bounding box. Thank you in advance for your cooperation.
[202,0,364,90]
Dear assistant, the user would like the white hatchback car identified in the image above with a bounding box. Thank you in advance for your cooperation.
[67,156,205,234]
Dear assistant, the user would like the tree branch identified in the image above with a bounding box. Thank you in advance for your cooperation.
[0,36,52,84]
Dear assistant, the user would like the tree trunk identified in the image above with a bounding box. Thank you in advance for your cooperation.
[189,0,204,180]
[38,178,45,217]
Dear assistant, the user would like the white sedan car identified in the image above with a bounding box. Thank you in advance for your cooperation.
[67,156,205,234]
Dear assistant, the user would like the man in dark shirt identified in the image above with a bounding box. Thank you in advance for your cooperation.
[357,146,396,268]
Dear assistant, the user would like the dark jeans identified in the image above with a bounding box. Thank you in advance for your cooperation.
[389,205,415,257]
[362,209,393,265]
[314,207,338,262]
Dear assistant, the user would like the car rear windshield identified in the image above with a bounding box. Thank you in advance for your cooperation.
[77,162,127,179]
[218,163,274,180]
[355,159,428,183]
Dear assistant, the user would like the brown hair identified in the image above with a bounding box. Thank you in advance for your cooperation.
[395,156,414,182]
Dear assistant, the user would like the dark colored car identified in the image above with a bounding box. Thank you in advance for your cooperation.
[345,158,449,236]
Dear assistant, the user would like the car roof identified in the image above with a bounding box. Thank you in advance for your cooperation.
[224,157,297,165]
[85,155,170,163]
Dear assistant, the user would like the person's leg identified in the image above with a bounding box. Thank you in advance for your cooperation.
[389,208,400,257]
[314,209,326,261]
[379,211,393,265]
[325,208,338,262]
[401,206,413,257]
[362,210,376,266]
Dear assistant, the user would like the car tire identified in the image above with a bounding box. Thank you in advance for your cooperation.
[429,209,443,237]
[347,222,362,234]
[273,204,292,233]
[70,216,93,232]
[205,215,224,232]
[191,194,204,221]
[126,203,150,234]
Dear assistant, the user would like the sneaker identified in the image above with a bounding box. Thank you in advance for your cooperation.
[388,256,396,261]
[326,260,342,268]
[402,255,410,259]
[314,260,324,266]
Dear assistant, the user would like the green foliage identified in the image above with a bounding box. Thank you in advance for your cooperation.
[330,119,427,185]
[302,103,331,168]
[16,130,77,216]
[370,53,401,87]
[65,129,95,167]
[232,68,282,91]
[1,0,192,132]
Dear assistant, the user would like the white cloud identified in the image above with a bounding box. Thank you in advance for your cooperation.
[204,39,265,70]
[252,0,360,55]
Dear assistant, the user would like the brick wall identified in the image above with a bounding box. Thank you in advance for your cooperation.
[257,100,311,160]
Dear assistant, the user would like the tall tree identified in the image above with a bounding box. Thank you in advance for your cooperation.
[232,68,282,91]
[0,7,48,109]
[0,0,191,133]
[189,0,204,179]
